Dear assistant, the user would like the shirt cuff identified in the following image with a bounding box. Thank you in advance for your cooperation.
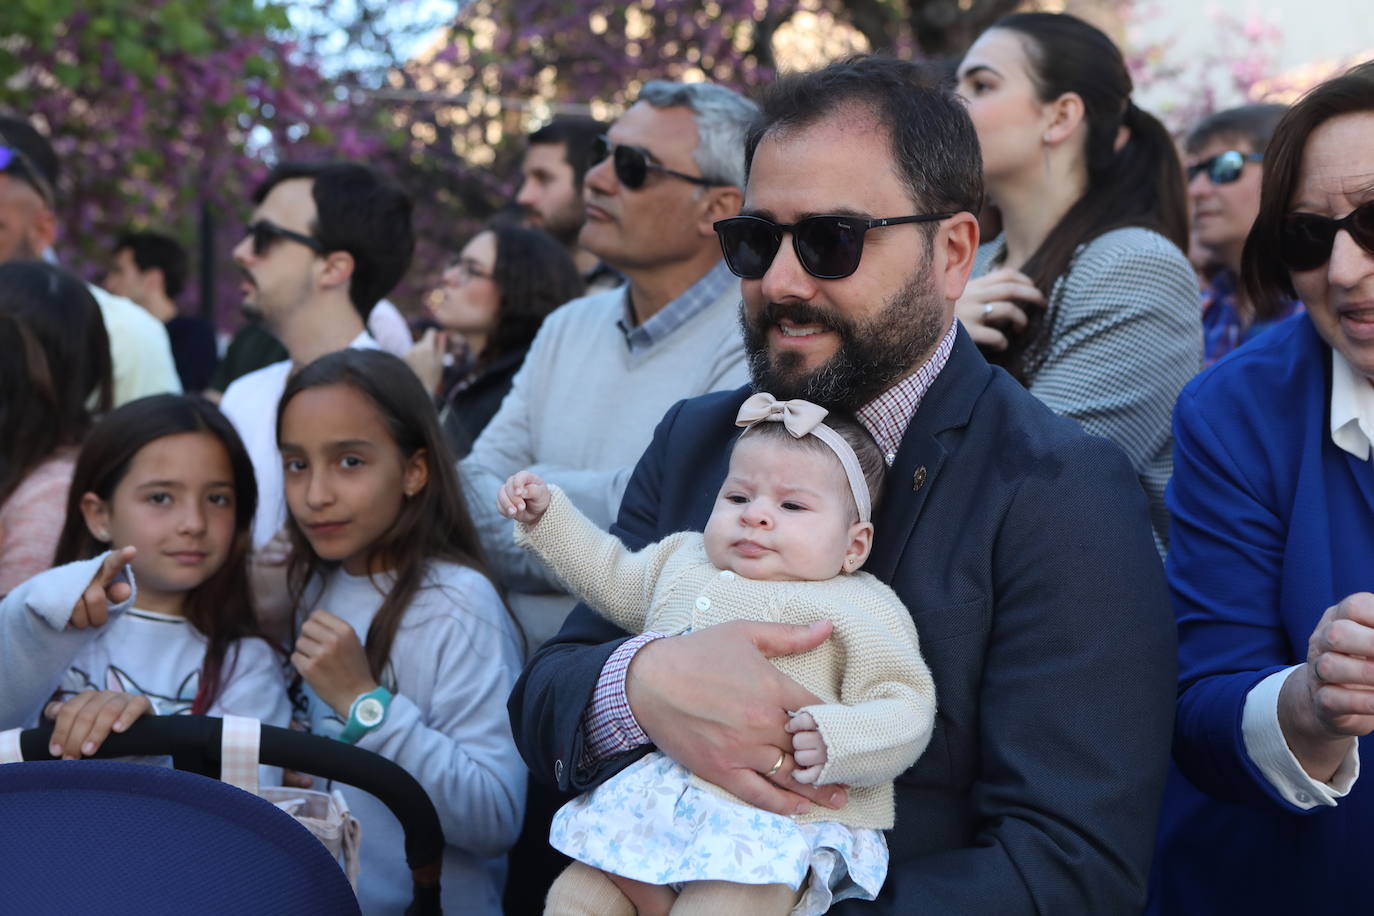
[578,631,668,772]
[1241,665,1360,809]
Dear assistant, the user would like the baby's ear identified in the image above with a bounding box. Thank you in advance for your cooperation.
[843,520,874,573]
[79,492,112,543]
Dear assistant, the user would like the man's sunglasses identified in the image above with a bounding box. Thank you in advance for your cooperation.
[592,135,727,191]
[713,213,952,281]
[1278,201,1374,272]
[0,145,56,208]
[1187,150,1263,185]
[245,219,325,257]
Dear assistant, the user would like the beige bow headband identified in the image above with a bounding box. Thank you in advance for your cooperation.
[735,392,872,523]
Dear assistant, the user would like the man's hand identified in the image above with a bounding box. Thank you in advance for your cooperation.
[291,609,378,717]
[44,690,151,759]
[70,546,136,629]
[1280,592,1374,781]
[498,470,552,526]
[625,619,849,816]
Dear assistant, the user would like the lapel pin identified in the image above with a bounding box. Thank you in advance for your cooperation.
[912,466,927,491]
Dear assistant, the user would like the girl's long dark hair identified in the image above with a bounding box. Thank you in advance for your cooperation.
[277,349,517,678]
[478,223,583,369]
[53,395,267,714]
[987,12,1190,383]
[0,261,112,507]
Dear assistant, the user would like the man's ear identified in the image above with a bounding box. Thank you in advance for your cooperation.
[403,448,429,499]
[936,212,981,303]
[318,249,356,294]
[696,185,743,237]
[28,204,58,253]
[80,492,112,543]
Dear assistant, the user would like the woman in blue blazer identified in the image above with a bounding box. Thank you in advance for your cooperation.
[1151,62,1374,913]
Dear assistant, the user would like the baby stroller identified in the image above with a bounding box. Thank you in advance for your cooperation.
[0,715,444,915]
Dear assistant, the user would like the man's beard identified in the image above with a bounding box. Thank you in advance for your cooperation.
[528,200,585,249]
[739,263,946,413]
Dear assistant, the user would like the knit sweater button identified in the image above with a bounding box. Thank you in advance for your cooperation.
[719,570,735,580]
[695,596,711,610]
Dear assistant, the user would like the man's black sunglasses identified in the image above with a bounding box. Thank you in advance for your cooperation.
[1187,149,1263,185]
[714,213,952,281]
[1278,201,1374,272]
[245,219,325,257]
[0,144,56,208]
[592,134,727,191]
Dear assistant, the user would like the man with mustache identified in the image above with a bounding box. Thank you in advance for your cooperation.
[510,58,1176,913]
[219,162,413,557]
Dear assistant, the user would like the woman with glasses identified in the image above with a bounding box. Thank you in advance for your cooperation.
[1185,103,1302,365]
[406,223,583,458]
[954,12,1201,550]
[1149,61,1374,914]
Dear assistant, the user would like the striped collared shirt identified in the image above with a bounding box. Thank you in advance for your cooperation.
[616,259,736,354]
[856,320,958,465]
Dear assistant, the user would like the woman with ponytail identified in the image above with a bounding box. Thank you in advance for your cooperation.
[955,12,1201,550]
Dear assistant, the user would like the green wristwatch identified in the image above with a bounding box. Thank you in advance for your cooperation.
[338,686,393,744]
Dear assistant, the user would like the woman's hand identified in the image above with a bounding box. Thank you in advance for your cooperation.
[44,690,151,759]
[291,610,378,718]
[1279,593,1374,781]
[403,328,449,395]
[784,711,830,784]
[954,267,1045,351]
[498,470,552,526]
[70,546,137,629]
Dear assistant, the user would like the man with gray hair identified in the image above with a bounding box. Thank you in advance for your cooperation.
[463,79,756,651]
[464,79,756,912]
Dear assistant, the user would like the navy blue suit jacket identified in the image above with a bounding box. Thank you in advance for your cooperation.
[510,326,1176,913]
[1149,315,1374,913]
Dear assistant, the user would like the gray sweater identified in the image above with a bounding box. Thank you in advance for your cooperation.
[461,276,749,650]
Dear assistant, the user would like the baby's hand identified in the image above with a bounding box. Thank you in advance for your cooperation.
[44,690,151,759]
[785,711,829,784]
[71,546,137,629]
[498,470,551,526]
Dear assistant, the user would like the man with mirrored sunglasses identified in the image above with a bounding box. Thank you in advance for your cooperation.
[0,116,181,406]
[512,56,1175,914]
[1186,103,1303,364]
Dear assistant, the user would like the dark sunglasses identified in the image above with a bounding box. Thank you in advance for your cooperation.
[592,134,726,190]
[245,219,325,257]
[714,212,952,280]
[1187,150,1263,185]
[1278,201,1374,272]
[0,144,56,207]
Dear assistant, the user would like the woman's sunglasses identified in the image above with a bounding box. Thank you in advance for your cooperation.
[1187,150,1263,185]
[591,135,726,191]
[1278,202,1374,272]
[245,219,325,257]
[713,212,952,280]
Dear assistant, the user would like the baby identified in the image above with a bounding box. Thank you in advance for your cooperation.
[499,394,936,916]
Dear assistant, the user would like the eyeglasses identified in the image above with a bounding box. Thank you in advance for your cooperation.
[1277,201,1374,272]
[245,219,325,257]
[713,213,953,280]
[0,144,56,208]
[1187,150,1263,185]
[592,134,727,191]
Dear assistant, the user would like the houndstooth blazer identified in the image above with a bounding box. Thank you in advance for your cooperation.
[974,227,1203,551]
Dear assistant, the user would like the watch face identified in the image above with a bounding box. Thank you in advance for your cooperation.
[356,696,385,727]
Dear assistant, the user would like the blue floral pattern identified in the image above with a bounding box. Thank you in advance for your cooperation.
[550,752,887,915]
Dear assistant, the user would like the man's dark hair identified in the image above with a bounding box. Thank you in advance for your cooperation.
[744,56,984,217]
[1185,103,1289,156]
[115,230,188,299]
[527,116,607,190]
[252,162,414,320]
[0,114,59,206]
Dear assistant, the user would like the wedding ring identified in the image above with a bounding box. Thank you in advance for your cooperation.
[982,303,994,316]
[765,749,786,777]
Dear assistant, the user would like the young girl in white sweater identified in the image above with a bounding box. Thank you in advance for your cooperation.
[0,395,289,760]
[498,393,936,916]
[277,349,526,915]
